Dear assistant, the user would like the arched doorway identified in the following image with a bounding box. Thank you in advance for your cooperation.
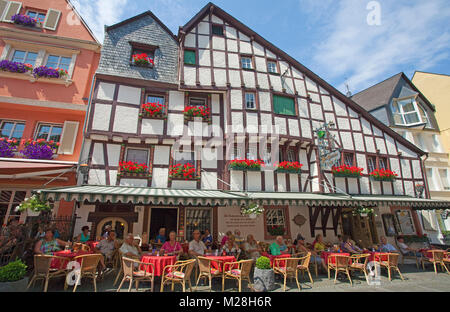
[96,217,128,239]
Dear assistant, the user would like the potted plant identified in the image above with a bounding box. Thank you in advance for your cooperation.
[118,161,150,178]
[16,194,52,217]
[332,164,363,178]
[169,163,198,180]
[0,260,28,292]
[253,256,275,292]
[11,14,37,27]
[140,102,165,119]
[276,161,303,174]
[268,225,285,236]
[0,138,19,157]
[241,202,264,219]
[369,168,398,182]
[131,53,154,67]
[229,159,264,171]
[183,106,211,122]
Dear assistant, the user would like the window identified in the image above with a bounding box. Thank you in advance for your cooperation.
[378,157,388,170]
[185,208,211,241]
[395,210,416,235]
[265,207,288,238]
[11,50,38,66]
[125,148,149,165]
[267,61,277,73]
[184,50,196,65]
[189,97,206,106]
[273,95,295,116]
[367,156,377,173]
[0,121,25,139]
[262,149,272,165]
[382,214,399,237]
[343,153,354,166]
[426,168,437,191]
[241,56,252,69]
[439,169,450,191]
[35,124,63,142]
[233,147,243,160]
[174,151,195,168]
[391,96,430,127]
[46,55,72,71]
[131,48,154,65]
[287,149,295,162]
[245,93,255,109]
[247,147,257,160]
[26,10,46,23]
[211,25,224,36]
[146,95,165,105]
[432,135,443,153]
[421,210,438,231]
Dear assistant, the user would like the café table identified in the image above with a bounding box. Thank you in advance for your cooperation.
[51,250,94,269]
[140,254,177,276]
[205,255,236,272]
[86,241,99,251]
[321,252,350,265]
[419,249,433,258]
[261,252,291,267]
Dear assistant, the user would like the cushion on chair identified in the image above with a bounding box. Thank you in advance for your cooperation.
[210,268,220,275]
[133,270,148,277]
[230,269,241,276]
[167,271,185,279]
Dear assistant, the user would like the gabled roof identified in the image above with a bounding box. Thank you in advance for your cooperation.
[178,3,426,156]
[353,72,436,112]
[413,71,450,79]
[105,11,178,43]
[66,0,100,44]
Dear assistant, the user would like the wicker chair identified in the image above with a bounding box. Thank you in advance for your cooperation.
[160,259,196,292]
[421,250,449,275]
[396,240,419,268]
[295,251,318,278]
[444,251,450,269]
[113,250,124,286]
[116,257,155,292]
[69,254,103,292]
[222,259,253,292]
[297,252,314,285]
[27,254,68,292]
[196,256,223,291]
[377,253,404,281]
[349,253,370,285]
[328,254,352,286]
[273,257,301,291]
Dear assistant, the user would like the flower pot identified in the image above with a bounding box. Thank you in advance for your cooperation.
[248,213,257,219]
[27,209,40,217]
[360,213,368,217]
[253,268,275,292]
[0,278,28,292]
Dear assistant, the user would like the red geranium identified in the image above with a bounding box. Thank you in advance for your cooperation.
[119,161,149,174]
[170,163,197,180]
[332,164,364,177]
[132,53,154,66]
[230,159,264,170]
[142,102,165,117]
[277,161,303,172]
[369,168,398,181]
[183,106,210,120]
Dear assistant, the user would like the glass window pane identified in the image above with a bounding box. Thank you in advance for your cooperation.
[49,126,62,142]
[12,50,26,63]
[344,153,354,166]
[379,158,387,170]
[0,122,14,138]
[189,97,206,106]
[46,55,60,69]
[36,125,51,139]
[11,123,25,139]
[368,157,376,172]
[175,151,195,167]
[25,52,38,66]
[147,96,165,105]
[27,11,37,18]
[126,149,149,165]
[59,57,72,71]
[404,112,420,124]
[38,13,46,22]
[439,169,450,190]
[245,93,255,109]
[184,50,196,65]
[212,25,223,36]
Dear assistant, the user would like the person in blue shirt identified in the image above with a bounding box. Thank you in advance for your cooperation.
[378,236,398,253]
[202,228,213,247]
[155,227,166,244]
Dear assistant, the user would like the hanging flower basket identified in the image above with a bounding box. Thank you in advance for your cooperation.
[352,206,376,217]
[118,161,150,178]
[0,138,19,157]
[229,159,264,171]
[183,106,211,122]
[369,169,398,182]
[241,202,264,216]
[132,53,154,67]
[11,14,37,27]
[140,102,165,119]
[20,139,59,160]
[15,194,52,216]
[332,164,363,178]
[276,161,303,174]
[0,60,33,74]
[169,163,198,180]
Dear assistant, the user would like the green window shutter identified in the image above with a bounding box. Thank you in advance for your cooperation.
[184,50,196,65]
[273,95,295,116]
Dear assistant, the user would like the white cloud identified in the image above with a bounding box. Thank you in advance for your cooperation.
[307,0,450,93]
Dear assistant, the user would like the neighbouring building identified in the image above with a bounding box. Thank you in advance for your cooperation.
[40,3,450,250]
[353,72,450,245]
[0,0,101,225]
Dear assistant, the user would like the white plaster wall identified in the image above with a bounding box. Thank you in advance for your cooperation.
[202,147,218,168]
[211,94,220,114]
[269,75,282,91]
[230,170,244,190]
[113,106,139,133]
[151,168,168,188]
[231,112,244,133]
[88,169,106,185]
[264,171,275,191]
[348,178,358,194]
[91,143,104,165]
[212,37,225,50]
[288,119,300,137]
[300,119,312,139]
[230,90,243,109]
[153,146,171,165]
[239,41,252,54]
[361,118,372,135]
[294,80,307,97]
[96,82,115,101]
[384,134,398,155]
[117,85,141,105]
[120,179,148,187]
[184,66,196,85]
[184,33,196,48]
[305,77,318,92]
[393,180,403,195]
[228,70,241,87]
[92,104,111,131]
[335,177,346,193]
[255,57,266,72]
[253,41,264,56]
[201,171,218,190]
[141,119,164,135]
[350,119,361,131]
[211,14,223,24]
[198,22,209,35]
[375,137,387,154]
[74,205,95,237]
[228,53,240,69]
[289,174,299,192]
[337,118,350,130]
[198,49,211,66]
[298,98,309,118]
[373,126,382,137]
[213,51,226,68]
[404,181,414,196]
[171,180,197,190]
[243,71,255,88]
[310,104,323,120]
[260,114,273,133]
[247,171,262,191]
[214,69,227,87]
[341,132,354,150]
[259,91,271,111]
[106,144,121,166]
[199,68,211,85]
[277,173,287,191]
[364,136,376,153]
[401,159,412,179]
[225,26,237,38]
[227,39,238,52]
[371,181,382,194]
[274,117,287,135]
[109,170,117,186]
[333,97,348,116]
[167,114,184,136]
[412,160,422,179]
[396,143,416,158]
[246,112,259,134]
[360,177,370,194]
[383,182,393,195]
[309,92,321,103]
[353,133,365,152]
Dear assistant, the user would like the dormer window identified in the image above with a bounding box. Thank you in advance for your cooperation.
[129,42,157,68]
[391,96,430,127]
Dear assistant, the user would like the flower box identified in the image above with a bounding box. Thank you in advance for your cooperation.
[118,161,150,178]
[11,14,37,27]
[0,138,19,158]
[0,60,33,74]
[369,169,397,182]
[183,106,211,123]
[140,102,166,119]
[229,159,264,171]
[276,161,303,174]
[33,66,68,79]
[131,53,154,68]
[20,139,59,160]
[332,165,363,178]
[268,225,285,236]
[169,163,199,180]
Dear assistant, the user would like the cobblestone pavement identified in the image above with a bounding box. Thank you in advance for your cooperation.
[16,263,450,292]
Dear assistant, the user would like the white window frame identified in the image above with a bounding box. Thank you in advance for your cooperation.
[343,153,354,166]
[245,92,255,109]
[439,169,450,191]
[0,119,25,139]
[267,61,277,73]
[241,56,252,69]
[34,123,63,142]
[42,8,61,31]
[10,49,38,66]
[367,156,377,173]
[378,157,388,170]
[42,52,77,79]
[0,189,31,226]
[125,147,150,165]
[44,54,72,70]
[265,208,287,231]
[392,96,430,127]
[287,149,296,163]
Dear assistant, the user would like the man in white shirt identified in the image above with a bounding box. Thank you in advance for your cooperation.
[189,229,207,257]
[378,236,398,253]
[397,236,422,257]
[120,233,142,259]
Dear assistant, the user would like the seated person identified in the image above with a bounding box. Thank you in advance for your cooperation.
[341,235,362,254]
[101,225,112,240]
[75,226,91,243]
[221,231,232,247]
[155,227,166,244]
[397,235,422,257]
[95,230,118,269]
[377,236,398,253]
[119,233,142,259]
[243,234,261,260]
[202,228,213,247]
[313,234,327,253]
[34,229,72,255]
[189,229,207,257]
[234,229,244,245]
[269,236,290,256]
[221,235,240,257]
[296,235,327,272]
[161,230,183,256]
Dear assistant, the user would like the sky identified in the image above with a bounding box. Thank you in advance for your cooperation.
[71,0,450,95]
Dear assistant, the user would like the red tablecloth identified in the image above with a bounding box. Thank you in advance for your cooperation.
[51,250,93,269]
[182,243,189,254]
[321,252,350,265]
[205,256,236,272]
[86,241,99,250]
[367,252,388,262]
[261,252,291,267]
[140,255,177,276]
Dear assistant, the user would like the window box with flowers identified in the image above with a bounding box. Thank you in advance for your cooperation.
[183,106,211,123]
[332,165,363,178]
[139,102,166,119]
[229,159,264,171]
[118,161,151,179]
[20,139,59,160]
[131,53,154,68]
[11,14,38,27]
[33,66,68,80]
[369,169,398,182]
[267,225,286,236]
[169,163,199,181]
[0,138,20,158]
[0,60,33,74]
[276,161,303,174]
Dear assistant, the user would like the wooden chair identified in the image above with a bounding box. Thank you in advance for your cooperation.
[421,250,449,275]
[273,257,301,291]
[349,253,370,285]
[396,240,419,268]
[69,254,103,292]
[196,256,223,291]
[116,257,155,292]
[160,259,196,292]
[297,252,314,285]
[27,254,68,292]
[377,253,404,281]
[222,259,253,292]
[328,254,352,286]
